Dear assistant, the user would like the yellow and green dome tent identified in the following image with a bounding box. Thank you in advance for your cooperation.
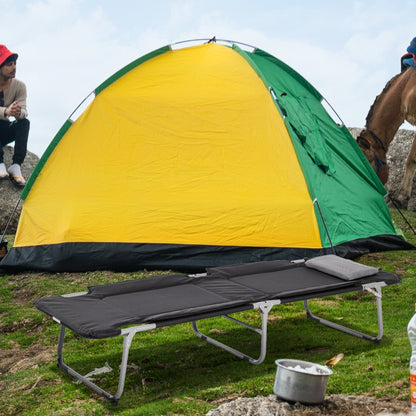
[1,40,413,272]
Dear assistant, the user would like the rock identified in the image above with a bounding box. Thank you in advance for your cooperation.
[385,129,416,211]
[206,394,411,416]
[0,146,39,235]
[349,128,416,211]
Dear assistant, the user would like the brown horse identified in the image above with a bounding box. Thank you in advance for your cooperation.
[357,67,416,206]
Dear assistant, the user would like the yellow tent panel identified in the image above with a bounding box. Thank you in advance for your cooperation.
[15,44,320,249]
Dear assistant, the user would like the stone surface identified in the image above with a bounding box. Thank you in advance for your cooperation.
[0,146,39,235]
[349,128,416,211]
[206,394,410,416]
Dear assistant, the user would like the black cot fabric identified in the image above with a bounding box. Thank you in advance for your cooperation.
[33,259,401,340]
[33,273,264,339]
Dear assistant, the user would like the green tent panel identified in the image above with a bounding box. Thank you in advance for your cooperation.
[1,40,412,272]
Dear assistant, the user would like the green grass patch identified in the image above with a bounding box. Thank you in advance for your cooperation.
[1,209,416,415]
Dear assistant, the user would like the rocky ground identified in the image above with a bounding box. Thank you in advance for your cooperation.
[206,393,411,416]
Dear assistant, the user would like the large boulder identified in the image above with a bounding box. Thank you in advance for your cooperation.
[349,128,416,211]
[385,129,416,211]
[0,146,39,235]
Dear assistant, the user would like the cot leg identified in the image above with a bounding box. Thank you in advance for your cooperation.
[57,325,135,403]
[191,302,274,365]
[303,285,383,343]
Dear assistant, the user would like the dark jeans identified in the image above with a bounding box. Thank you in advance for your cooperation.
[0,118,30,165]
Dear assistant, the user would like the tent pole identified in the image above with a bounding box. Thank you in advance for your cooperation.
[386,194,416,235]
[313,198,336,254]
[1,198,21,243]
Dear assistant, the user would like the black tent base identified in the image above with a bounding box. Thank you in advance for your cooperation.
[1,234,413,273]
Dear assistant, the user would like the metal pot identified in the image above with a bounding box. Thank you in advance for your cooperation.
[273,358,333,404]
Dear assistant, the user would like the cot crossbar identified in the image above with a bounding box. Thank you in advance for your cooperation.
[192,300,279,364]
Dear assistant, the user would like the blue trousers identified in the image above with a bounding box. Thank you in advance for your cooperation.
[0,118,30,165]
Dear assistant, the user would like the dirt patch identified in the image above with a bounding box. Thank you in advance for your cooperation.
[0,341,54,375]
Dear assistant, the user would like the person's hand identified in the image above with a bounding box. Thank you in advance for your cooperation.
[5,101,21,118]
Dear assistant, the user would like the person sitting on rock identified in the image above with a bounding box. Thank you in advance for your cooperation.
[0,44,30,186]
[401,37,416,71]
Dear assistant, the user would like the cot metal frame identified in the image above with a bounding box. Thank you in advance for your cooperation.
[53,281,386,403]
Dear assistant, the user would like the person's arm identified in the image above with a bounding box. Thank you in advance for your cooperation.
[0,80,28,120]
[11,81,27,119]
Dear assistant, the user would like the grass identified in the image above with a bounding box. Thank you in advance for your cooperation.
[1,209,416,415]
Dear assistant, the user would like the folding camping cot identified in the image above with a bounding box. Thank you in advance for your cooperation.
[33,255,399,403]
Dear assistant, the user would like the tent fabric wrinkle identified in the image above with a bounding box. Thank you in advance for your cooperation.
[278,94,335,175]
[0,40,413,273]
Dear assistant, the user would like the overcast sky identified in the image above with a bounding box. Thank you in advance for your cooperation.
[2,0,415,156]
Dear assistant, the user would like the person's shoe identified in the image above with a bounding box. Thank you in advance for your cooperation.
[0,163,9,179]
[7,163,26,186]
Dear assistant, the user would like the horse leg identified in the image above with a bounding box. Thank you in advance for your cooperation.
[396,132,416,207]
